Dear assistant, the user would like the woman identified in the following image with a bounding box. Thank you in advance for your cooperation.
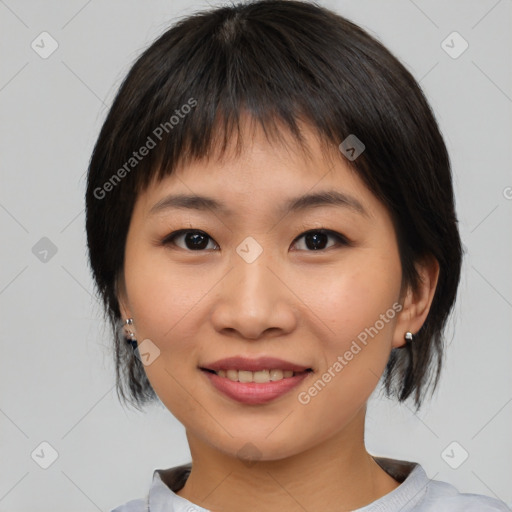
[85,1,509,510]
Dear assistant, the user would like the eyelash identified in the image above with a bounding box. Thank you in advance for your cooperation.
[160,228,352,252]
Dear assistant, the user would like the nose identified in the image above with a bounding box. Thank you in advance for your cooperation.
[210,248,298,340]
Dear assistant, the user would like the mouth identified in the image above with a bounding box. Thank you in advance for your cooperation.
[199,356,314,405]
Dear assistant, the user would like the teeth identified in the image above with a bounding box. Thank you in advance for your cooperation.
[215,368,298,382]
[254,370,270,383]
[227,369,238,381]
[238,370,253,383]
[270,369,283,381]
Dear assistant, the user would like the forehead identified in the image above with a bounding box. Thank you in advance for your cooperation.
[137,116,375,217]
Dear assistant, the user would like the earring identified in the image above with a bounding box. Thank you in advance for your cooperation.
[123,318,138,349]
[404,331,414,343]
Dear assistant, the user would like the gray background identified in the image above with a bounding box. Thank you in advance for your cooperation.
[0,0,511,510]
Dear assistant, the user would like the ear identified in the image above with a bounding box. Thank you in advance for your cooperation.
[116,272,133,321]
[392,255,440,349]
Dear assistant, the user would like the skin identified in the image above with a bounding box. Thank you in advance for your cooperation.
[118,116,439,512]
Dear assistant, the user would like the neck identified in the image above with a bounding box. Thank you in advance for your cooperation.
[175,407,400,512]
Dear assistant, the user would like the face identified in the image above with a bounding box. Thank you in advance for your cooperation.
[119,118,410,462]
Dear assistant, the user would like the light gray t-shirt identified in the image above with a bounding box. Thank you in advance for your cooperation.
[110,457,510,511]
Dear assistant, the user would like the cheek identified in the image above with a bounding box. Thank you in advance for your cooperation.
[122,248,209,418]
[296,251,402,416]
[293,267,401,435]
[123,244,211,339]
[122,247,220,406]
[302,251,402,343]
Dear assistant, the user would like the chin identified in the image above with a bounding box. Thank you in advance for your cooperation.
[205,430,315,465]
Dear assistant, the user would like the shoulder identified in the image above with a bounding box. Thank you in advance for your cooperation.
[374,458,510,512]
[108,463,193,512]
[423,475,510,511]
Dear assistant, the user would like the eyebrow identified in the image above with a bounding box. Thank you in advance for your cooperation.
[149,190,369,218]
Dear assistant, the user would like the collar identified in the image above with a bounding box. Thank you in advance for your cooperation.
[148,457,428,511]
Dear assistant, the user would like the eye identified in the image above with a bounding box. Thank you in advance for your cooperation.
[162,230,218,251]
[292,229,350,251]
[161,228,350,252]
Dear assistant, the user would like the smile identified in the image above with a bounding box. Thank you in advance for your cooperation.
[199,356,313,404]
[200,368,313,405]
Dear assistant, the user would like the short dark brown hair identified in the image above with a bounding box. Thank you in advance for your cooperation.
[85,0,463,412]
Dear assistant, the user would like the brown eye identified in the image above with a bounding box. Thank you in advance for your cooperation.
[163,230,218,251]
[292,229,349,251]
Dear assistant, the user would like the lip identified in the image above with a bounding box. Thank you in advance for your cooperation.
[200,356,311,373]
[201,369,311,405]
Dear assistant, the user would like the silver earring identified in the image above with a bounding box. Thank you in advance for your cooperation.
[123,318,137,349]
[404,331,414,343]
